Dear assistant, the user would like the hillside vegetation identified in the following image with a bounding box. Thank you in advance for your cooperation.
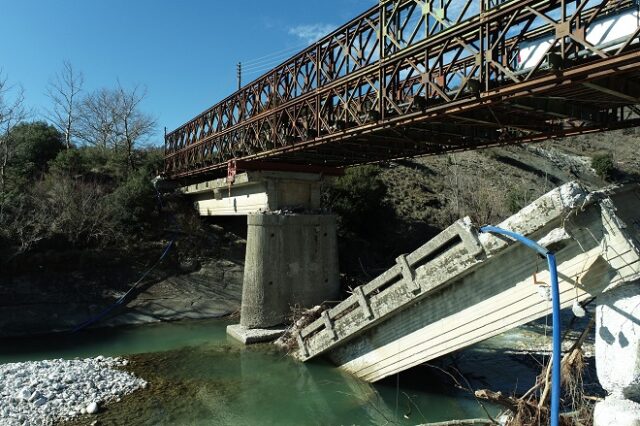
[329,128,640,285]
[1,66,638,310]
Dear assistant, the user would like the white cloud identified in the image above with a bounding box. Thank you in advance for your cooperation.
[288,23,336,44]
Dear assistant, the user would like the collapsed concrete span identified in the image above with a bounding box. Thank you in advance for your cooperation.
[296,182,640,392]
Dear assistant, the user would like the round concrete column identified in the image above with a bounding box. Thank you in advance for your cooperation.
[594,281,640,426]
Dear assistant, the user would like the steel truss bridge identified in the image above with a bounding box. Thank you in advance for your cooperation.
[165,0,640,179]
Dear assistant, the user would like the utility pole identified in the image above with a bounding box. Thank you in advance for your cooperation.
[237,62,242,90]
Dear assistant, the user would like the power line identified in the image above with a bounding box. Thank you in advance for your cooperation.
[243,67,275,77]
[241,43,309,66]
[237,42,318,88]
[242,56,296,72]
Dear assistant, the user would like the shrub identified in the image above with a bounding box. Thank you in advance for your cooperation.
[591,153,615,181]
[325,165,389,235]
[0,175,114,253]
[49,146,126,181]
[105,170,157,237]
[506,186,531,214]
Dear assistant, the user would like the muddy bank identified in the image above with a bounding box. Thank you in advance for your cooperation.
[0,240,245,338]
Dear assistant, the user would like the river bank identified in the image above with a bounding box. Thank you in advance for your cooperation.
[0,318,495,425]
[0,356,146,425]
[0,229,245,339]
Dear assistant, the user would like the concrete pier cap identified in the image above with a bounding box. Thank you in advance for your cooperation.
[234,213,339,338]
[180,171,329,216]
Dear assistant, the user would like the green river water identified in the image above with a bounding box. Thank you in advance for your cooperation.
[0,319,494,425]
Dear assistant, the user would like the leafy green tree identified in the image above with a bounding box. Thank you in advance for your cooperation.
[8,121,64,180]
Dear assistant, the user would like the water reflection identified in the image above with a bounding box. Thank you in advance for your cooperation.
[1,319,491,425]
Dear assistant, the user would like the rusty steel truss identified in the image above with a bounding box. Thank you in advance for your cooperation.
[165,0,640,179]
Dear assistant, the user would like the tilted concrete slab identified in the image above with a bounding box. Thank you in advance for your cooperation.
[180,171,325,216]
[296,182,640,383]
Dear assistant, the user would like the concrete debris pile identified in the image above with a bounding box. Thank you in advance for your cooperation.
[0,356,146,425]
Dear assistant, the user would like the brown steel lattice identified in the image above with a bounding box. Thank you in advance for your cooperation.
[165,0,640,179]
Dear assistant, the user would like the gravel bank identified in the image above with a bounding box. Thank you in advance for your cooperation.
[0,356,146,425]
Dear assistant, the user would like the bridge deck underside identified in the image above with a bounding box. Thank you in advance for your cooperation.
[165,0,640,179]
[169,68,640,179]
[262,72,640,166]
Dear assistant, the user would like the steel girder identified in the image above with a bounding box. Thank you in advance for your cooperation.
[165,0,640,178]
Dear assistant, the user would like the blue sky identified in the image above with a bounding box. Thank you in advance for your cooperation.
[0,0,374,145]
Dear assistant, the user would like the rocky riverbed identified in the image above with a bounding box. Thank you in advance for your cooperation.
[0,356,146,425]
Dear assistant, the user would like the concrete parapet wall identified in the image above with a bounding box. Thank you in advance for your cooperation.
[240,214,339,328]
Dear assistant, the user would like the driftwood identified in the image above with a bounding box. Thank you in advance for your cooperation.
[422,316,596,426]
[533,317,595,407]
[416,419,496,426]
[474,318,596,426]
[474,389,517,411]
[475,388,552,426]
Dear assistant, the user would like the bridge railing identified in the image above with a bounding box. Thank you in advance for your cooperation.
[296,217,486,360]
[165,0,640,177]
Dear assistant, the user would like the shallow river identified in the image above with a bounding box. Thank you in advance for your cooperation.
[0,319,495,425]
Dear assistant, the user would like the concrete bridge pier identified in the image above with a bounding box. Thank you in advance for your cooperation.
[227,213,340,343]
[178,169,341,344]
[594,281,640,426]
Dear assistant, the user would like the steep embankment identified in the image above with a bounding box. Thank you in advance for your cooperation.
[382,130,638,229]
[338,128,639,283]
[0,224,246,338]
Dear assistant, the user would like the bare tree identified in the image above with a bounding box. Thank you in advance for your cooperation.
[76,88,119,149]
[0,71,27,217]
[77,84,155,171]
[114,83,156,171]
[46,60,84,149]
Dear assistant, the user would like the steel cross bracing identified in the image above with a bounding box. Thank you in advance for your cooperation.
[165,0,640,179]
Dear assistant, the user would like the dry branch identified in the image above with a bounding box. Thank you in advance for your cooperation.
[416,419,496,426]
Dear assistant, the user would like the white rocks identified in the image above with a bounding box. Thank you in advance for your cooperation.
[0,356,146,426]
[86,402,98,414]
[17,388,31,401]
[33,396,48,408]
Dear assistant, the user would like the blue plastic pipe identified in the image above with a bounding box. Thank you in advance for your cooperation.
[480,226,561,426]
